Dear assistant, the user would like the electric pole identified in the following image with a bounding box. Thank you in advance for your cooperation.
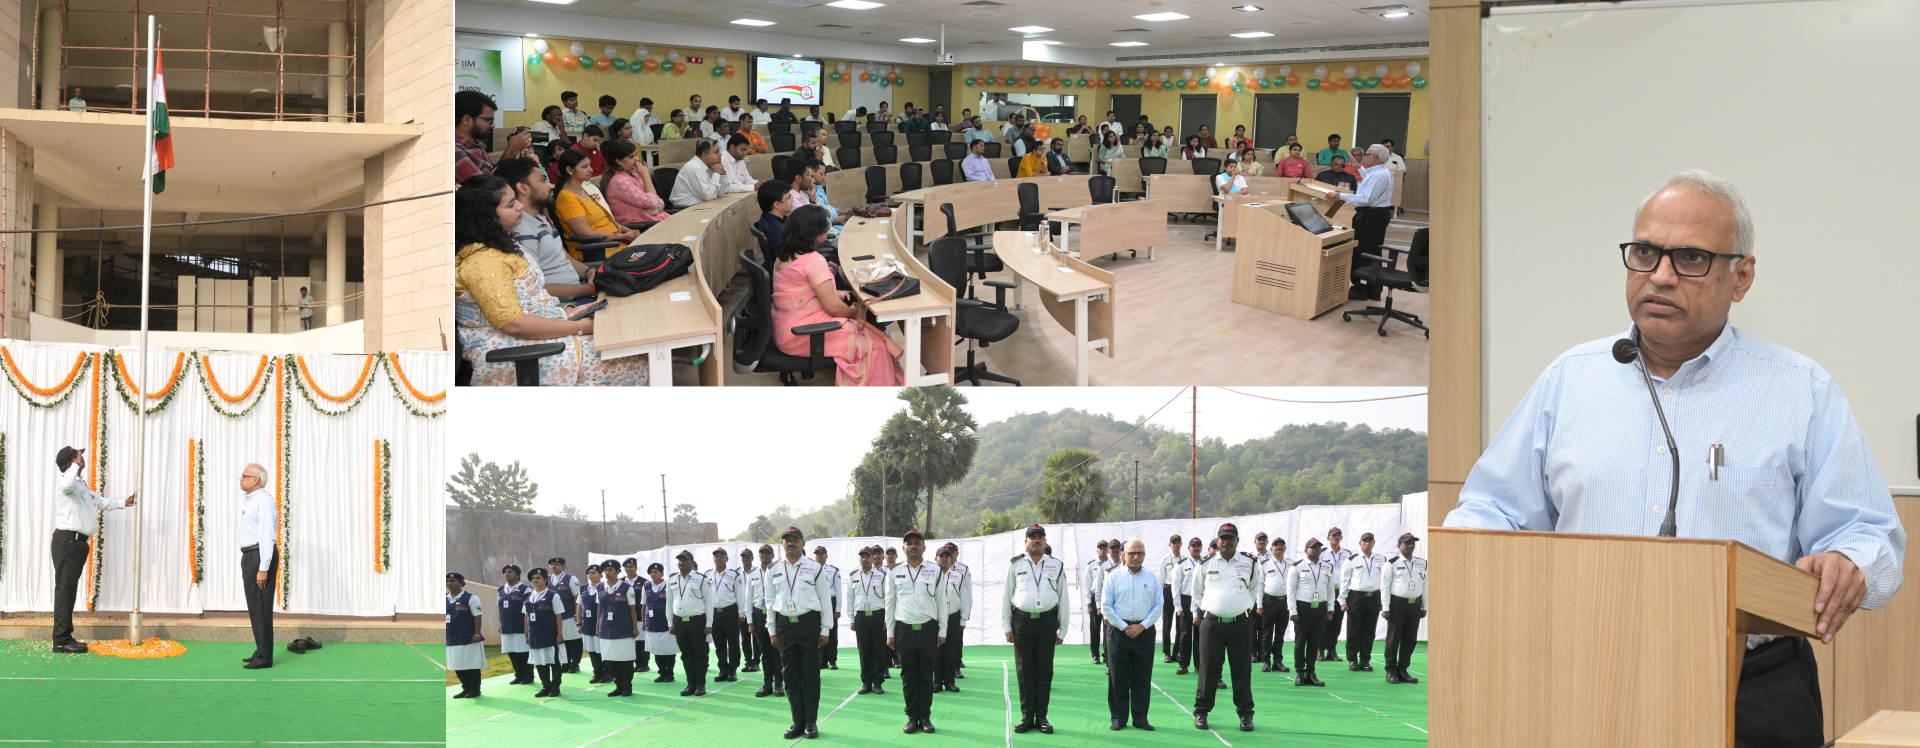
[1133,460,1140,521]
[661,474,669,547]
[601,489,607,547]
[1190,387,1198,519]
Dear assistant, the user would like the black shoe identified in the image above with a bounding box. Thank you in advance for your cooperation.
[784,725,805,740]
[1295,676,1311,687]
[828,662,838,670]
[680,686,695,697]
[1399,670,1419,684]
[743,664,759,672]
[1349,662,1363,671]
[1014,721,1033,734]
[1260,662,1271,672]
[1385,671,1402,684]
[920,719,936,734]
[858,685,873,694]
[654,673,673,683]
[1361,663,1375,671]
[1309,675,1326,687]
[1278,663,1291,673]
[1134,721,1155,731]
[1037,720,1053,734]
[1215,681,1226,690]
[805,723,819,739]
[947,683,961,693]
[1194,715,1210,730]
[695,686,707,696]
[1111,719,1125,731]
[1239,717,1254,731]
[1164,655,1175,663]
[756,686,774,697]
[953,672,965,680]
[1175,667,1189,675]
[243,662,271,670]
[451,691,472,699]
[904,720,920,734]
[872,685,884,695]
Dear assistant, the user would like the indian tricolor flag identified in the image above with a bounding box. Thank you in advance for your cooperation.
[147,48,173,194]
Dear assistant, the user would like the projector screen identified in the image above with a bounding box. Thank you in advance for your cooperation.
[752,56,822,106]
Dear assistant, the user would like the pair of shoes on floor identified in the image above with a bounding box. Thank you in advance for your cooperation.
[54,641,90,654]
[452,690,480,699]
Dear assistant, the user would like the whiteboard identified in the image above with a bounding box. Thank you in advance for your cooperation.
[1481,0,1920,491]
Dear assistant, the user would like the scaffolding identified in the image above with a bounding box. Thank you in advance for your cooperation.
[35,0,359,122]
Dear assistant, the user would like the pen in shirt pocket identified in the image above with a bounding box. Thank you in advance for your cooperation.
[1708,443,1724,480]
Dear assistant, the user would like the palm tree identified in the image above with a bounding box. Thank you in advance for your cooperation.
[1036,447,1111,523]
[871,388,979,537]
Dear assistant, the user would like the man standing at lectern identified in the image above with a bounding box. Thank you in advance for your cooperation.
[1444,169,1906,748]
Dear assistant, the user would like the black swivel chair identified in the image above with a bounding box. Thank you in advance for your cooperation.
[456,342,566,387]
[930,159,954,186]
[864,165,888,205]
[939,203,1000,284]
[732,250,840,385]
[834,120,856,133]
[943,141,968,161]
[905,131,929,146]
[869,130,895,147]
[866,121,888,134]
[771,132,797,153]
[651,167,681,214]
[898,162,923,192]
[1135,156,1167,201]
[1016,182,1065,239]
[1086,175,1134,260]
[1191,157,1221,175]
[908,143,932,163]
[801,122,824,139]
[838,131,862,149]
[1006,156,1023,177]
[649,123,665,141]
[1203,169,1223,241]
[1342,227,1428,339]
[931,130,953,145]
[771,154,791,180]
[837,147,862,169]
[564,233,626,264]
[767,122,792,135]
[873,144,898,165]
[927,237,1020,386]
[748,224,777,276]
[983,142,1002,159]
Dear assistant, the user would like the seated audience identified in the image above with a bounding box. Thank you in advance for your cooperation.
[627,97,661,145]
[1277,143,1312,178]
[1196,125,1218,149]
[699,106,725,139]
[494,157,596,301]
[1181,135,1208,160]
[661,109,693,141]
[954,109,974,132]
[1278,133,1301,155]
[769,205,904,386]
[771,99,799,125]
[1161,125,1175,141]
[572,125,608,176]
[589,95,619,129]
[670,139,733,207]
[842,105,868,122]
[530,105,566,143]
[1015,134,1045,177]
[1099,112,1126,142]
[964,117,996,144]
[722,95,748,122]
[454,90,531,181]
[961,139,994,182]
[1141,133,1169,159]
[1065,115,1092,135]
[749,99,774,127]
[719,134,761,193]
[803,160,848,234]
[1001,115,1025,144]
[560,91,590,135]
[1316,154,1357,190]
[1225,125,1251,151]
[1346,148,1365,180]
[1045,138,1073,176]
[739,118,770,154]
[599,140,670,225]
[607,118,635,147]
[754,179,795,247]
[454,174,645,386]
[1228,143,1264,176]
[1213,160,1248,195]
[1317,134,1344,166]
[1379,138,1408,171]
[708,119,734,147]
[929,112,949,132]
[1126,122,1151,145]
[1096,131,1123,176]
[802,129,835,170]
[678,94,704,125]
[551,150,635,258]
[802,105,825,124]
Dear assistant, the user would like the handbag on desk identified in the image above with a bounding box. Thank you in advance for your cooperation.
[850,257,920,301]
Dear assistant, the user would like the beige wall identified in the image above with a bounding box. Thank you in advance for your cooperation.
[362,0,452,354]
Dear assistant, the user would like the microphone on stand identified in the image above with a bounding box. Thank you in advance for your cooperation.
[1613,330,1680,538]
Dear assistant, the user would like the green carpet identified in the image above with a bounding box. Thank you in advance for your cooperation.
[446,643,1426,748]
[0,638,444,744]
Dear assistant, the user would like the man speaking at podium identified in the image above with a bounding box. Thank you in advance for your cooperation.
[1444,170,1905,748]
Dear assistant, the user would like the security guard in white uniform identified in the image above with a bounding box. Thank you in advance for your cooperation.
[1086,541,1112,665]
[851,547,889,694]
[710,548,750,682]
[814,546,842,670]
[1002,524,1071,734]
[1173,537,1203,674]
[934,543,971,692]
[888,529,948,735]
[1286,539,1335,686]
[1340,532,1387,671]
[738,549,761,673]
[1159,534,1182,661]
[1189,523,1262,733]
[767,527,829,739]
[1317,529,1354,662]
[666,549,715,697]
[1379,533,1427,685]
[1259,538,1293,673]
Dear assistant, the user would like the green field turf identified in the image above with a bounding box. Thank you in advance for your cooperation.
[0,638,445,745]
[446,643,1427,748]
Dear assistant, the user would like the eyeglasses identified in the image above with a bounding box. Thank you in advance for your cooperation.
[1620,242,1745,278]
[1125,551,1145,556]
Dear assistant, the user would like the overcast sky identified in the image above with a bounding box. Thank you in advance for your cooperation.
[448,387,1424,538]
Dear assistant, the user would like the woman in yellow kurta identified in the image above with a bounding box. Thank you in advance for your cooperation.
[551,149,637,260]
[454,174,645,386]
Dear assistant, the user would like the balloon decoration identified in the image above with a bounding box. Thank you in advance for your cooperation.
[1285,74,1299,85]
[595,57,611,71]
[1035,123,1051,139]
[711,65,724,77]
[610,58,626,71]
[858,71,869,82]
[532,39,550,54]
[1411,76,1427,89]
[578,54,593,68]
[1335,77,1350,89]
[673,62,687,74]
[570,42,585,56]
[1306,78,1319,90]
[829,70,841,81]
[542,52,557,66]
[642,58,659,72]
[528,53,542,66]
[724,65,736,76]
[561,55,578,69]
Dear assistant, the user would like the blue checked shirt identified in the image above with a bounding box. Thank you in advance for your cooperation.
[1100,566,1162,631]
[1446,324,1905,611]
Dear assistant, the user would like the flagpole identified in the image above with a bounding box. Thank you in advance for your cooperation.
[130,13,156,647]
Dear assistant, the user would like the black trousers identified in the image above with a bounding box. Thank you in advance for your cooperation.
[673,613,709,687]
[1382,596,1421,672]
[741,605,758,666]
[938,612,964,686]
[823,605,840,666]
[1345,591,1382,664]
[777,611,822,726]
[1735,638,1823,748]
[1320,598,1345,657]
[454,668,482,693]
[1105,622,1154,723]
[1294,600,1328,674]
[1160,586,1175,655]
[1260,594,1288,665]
[610,657,633,692]
[894,620,939,720]
[753,608,783,687]
[241,546,279,664]
[1349,206,1393,299]
[855,610,885,686]
[1087,598,1104,659]
[1010,607,1059,722]
[49,530,90,645]
[1174,595,1194,667]
[711,604,741,675]
[1194,613,1255,718]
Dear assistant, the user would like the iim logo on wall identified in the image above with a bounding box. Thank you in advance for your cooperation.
[455,48,505,100]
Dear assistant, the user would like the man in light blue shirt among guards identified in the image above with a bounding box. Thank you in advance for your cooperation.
[1445,169,1905,748]
[237,463,279,669]
[1101,539,1163,732]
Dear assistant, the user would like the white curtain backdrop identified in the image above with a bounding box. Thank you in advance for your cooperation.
[0,341,447,617]
[594,501,1423,647]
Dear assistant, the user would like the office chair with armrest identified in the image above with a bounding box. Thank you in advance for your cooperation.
[834,120,855,132]
[561,230,626,263]
[771,132,796,153]
[908,143,932,163]
[905,131,929,146]
[650,167,681,214]
[649,123,665,141]
[932,130,953,144]
[1341,231,1428,338]
[1409,227,1429,287]
[928,237,1020,386]
[983,142,1002,159]
[866,121,888,134]
[1015,182,1065,239]
[837,147,862,169]
[838,131,863,149]
[869,131,895,148]
[874,144,898,165]
[1191,157,1221,175]
[732,250,841,385]
[472,342,568,387]
[864,166,888,205]
[943,141,968,161]
[1086,175,1134,260]
[772,154,791,180]
[898,162,923,193]
[749,224,776,276]
[1203,170,1222,242]
[939,203,1000,285]
[768,122,791,135]
[930,159,954,186]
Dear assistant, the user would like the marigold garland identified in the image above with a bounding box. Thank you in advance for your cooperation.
[374,440,392,573]
[386,353,446,402]
[203,354,270,402]
[188,439,205,585]
[200,355,275,418]
[1,348,91,407]
[297,355,375,403]
[88,639,188,659]
[106,350,190,414]
[275,356,292,608]
[381,355,446,418]
[85,353,106,611]
[0,433,7,577]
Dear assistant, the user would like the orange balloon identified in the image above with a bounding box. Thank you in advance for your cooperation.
[673,62,687,74]
[641,58,658,72]
[723,65,736,76]
[542,51,558,66]
[859,72,870,82]
[595,58,612,71]
[1335,77,1350,89]
[1397,75,1412,87]
[1285,74,1300,85]
[561,55,579,69]
[1036,124,1052,139]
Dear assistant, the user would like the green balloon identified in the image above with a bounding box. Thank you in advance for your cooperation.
[528,53,542,66]
[1197,77,1209,87]
[965,76,975,86]
[711,66,723,77]
[1231,82,1243,93]
[1257,78,1269,89]
[1077,78,1088,87]
[1307,78,1320,90]
[1366,76,1380,88]
[879,78,890,87]
[1410,76,1427,89]
[611,58,627,71]
[578,54,593,69]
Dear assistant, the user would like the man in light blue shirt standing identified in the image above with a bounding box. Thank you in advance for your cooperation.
[238,463,279,669]
[1101,539,1162,731]
[1338,144,1396,301]
[1445,169,1905,748]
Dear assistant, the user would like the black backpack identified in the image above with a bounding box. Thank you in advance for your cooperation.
[593,243,694,297]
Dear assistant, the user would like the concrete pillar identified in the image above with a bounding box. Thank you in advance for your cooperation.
[33,203,60,316]
[38,9,61,110]
[328,21,348,123]
[326,212,346,326]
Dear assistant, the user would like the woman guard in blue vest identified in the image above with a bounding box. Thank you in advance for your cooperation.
[497,564,533,685]
[581,564,606,684]
[642,561,680,681]
[598,559,641,696]
[447,572,485,699]
[623,557,649,672]
[549,557,586,674]
[524,567,570,697]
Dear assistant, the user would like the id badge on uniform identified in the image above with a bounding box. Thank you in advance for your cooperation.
[786,600,797,614]
[446,615,453,623]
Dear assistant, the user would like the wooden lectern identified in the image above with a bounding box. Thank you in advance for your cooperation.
[1289,178,1357,227]
[1430,528,1821,748]
[1230,203,1355,319]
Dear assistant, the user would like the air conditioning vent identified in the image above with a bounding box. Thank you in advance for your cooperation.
[1113,40,1426,62]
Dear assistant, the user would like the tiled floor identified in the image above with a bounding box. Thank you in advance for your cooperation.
[705,213,1430,387]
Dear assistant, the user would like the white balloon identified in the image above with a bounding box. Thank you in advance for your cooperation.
[1343,64,1357,78]
[1205,66,1216,77]
[972,66,981,75]
[635,46,647,59]
[718,56,728,66]
[532,39,549,54]
[571,42,585,56]
[893,65,902,74]
[1313,65,1328,79]
[1012,69,1022,78]
[838,61,848,72]
[604,45,617,59]
[1102,71,1110,79]
[668,49,680,61]
[1253,67,1266,79]
[1375,63,1388,77]
[1278,64,1290,76]
[1182,68,1193,79]
[1137,69,1147,79]
[991,66,1000,75]
[1158,71,1169,81]
[1406,62,1421,76]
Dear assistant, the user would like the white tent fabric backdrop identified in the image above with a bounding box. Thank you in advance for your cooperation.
[594,500,1427,648]
[0,340,447,617]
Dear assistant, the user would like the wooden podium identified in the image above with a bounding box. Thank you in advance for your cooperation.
[1229,203,1355,319]
[1430,528,1821,748]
